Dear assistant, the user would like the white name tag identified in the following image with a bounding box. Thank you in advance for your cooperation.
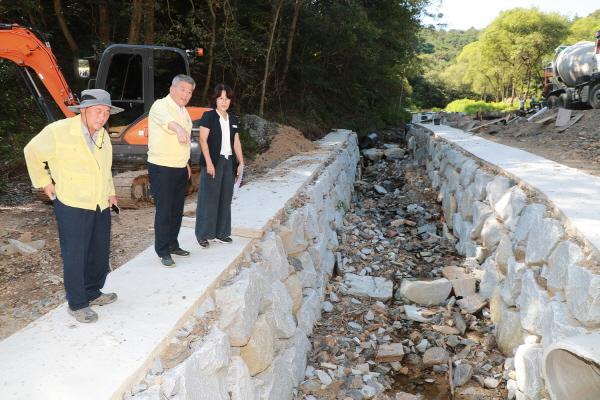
[232,125,237,128]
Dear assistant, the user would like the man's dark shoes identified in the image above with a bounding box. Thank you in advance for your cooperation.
[198,239,210,249]
[160,255,176,268]
[215,237,233,244]
[170,247,190,257]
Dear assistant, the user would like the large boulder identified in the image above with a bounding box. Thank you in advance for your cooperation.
[500,257,527,306]
[516,270,550,335]
[226,356,258,400]
[525,218,564,266]
[279,209,308,255]
[397,278,452,306]
[494,186,527,231]
[253,348,295,400]
[515,344,544,400]
[541,301,587,348]
[161,327,230,400]
[512,203,546,257]
[257,232,292,282]
[240,315,275,376]
[485,175,511,208]
[344,273,394,300]
[264,281,296,339]
[297,288,321,336]
[216,268,263,346]
[566,263,600,326]
[542,241,582,292]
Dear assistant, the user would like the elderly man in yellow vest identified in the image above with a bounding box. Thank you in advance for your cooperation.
[147,74,195,267]
[24,89,123,323]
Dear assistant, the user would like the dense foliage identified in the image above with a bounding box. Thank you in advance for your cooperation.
[0,0,429,179]
[415,7,600,108]
[445,99,517,114]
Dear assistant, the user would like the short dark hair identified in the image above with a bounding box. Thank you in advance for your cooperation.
[211,83,234,108]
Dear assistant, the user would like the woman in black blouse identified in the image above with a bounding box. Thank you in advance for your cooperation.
[195,84,244,248]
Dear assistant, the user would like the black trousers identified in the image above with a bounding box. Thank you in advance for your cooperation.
[54,199,111,311]
[148,162,188,257]
[195,156,234,240]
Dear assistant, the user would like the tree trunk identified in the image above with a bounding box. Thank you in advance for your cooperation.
[281,0,302,86]
[53,0,79,56]
[259,0,285,116]
[202,0,218,104]
[98,1,111,45]
[143,0,155,44]
[128,0,144,44]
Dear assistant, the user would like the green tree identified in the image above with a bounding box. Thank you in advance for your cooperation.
[479,8,569,100]
[567,9,600,43]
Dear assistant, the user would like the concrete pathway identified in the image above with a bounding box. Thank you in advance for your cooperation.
[0,131,353,400]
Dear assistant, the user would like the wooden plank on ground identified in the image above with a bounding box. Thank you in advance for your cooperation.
[535,115,556,125]
[467,117,506,132]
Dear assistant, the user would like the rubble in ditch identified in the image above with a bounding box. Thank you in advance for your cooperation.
[295,143,509,399]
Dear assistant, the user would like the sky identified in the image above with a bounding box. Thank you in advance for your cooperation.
[424,0,599,30]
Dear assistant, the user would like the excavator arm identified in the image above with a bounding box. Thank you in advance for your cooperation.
[0,24,76,120]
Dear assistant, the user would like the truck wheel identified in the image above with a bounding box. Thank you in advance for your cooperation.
[547,95,559,109]
[557,93,571,109]
[590,85,600,109]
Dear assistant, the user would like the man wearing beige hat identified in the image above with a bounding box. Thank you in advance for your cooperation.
[24,89,123,323]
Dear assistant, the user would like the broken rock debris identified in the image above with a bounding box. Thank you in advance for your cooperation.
[296,142,507,399]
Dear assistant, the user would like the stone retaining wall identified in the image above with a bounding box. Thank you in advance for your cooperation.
[408,125,600,400]
[126,133,359,400]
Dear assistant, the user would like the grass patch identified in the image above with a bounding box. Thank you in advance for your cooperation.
[445,99,518,115]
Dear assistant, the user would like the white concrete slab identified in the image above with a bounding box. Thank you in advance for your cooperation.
[422,124,600,254]
[0,130,356,400]
[0,228,251,399]
[183,130,354,239]
[230,152,329,238]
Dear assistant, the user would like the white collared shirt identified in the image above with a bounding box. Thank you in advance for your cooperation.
[218,112,232,158]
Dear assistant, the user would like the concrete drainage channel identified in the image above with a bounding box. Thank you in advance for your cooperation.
[4,124,600,399]
[119,132,361,400]
[407,124,600,400]
[296,137,509,400]
[130,122,600,400]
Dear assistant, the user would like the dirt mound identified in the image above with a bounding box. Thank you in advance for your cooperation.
[445,109,600,176]
[252,124,317,171]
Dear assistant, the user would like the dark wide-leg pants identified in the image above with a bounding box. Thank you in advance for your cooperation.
[195,156,234,240]
[148,162,188,257]
[53,199,111,311]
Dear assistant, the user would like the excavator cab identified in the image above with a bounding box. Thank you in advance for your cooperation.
[93,45,189,142]
[0,24,208,207]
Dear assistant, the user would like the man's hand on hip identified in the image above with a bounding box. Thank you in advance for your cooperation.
[109,195,118,207]
[43,183,56,200]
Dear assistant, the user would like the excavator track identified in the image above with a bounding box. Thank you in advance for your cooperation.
[112,168,201,209]
[113,170,153,209]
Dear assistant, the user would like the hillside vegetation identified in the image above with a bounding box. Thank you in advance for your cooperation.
[413,8,600,109]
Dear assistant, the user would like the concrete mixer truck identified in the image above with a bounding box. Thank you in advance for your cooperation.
[544,31,600,109]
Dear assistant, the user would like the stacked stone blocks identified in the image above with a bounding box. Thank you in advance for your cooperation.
[409,126,599,400]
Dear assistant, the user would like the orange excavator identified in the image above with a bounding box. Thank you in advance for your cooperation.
[0,23,210,207]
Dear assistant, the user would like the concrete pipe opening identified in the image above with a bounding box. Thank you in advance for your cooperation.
[543,334,600,400]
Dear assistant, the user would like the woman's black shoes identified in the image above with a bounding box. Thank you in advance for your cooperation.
[198,239,210,248]
[215,237,233,244]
